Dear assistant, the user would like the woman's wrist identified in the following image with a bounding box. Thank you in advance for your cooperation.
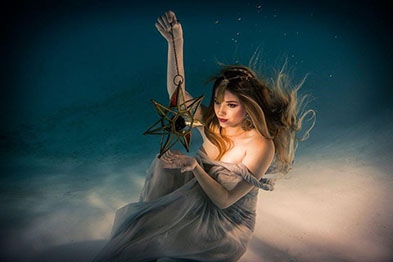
[192,161,203,174]
[168,37,183,46]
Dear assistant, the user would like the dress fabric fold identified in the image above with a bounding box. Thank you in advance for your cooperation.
[94,150,267,262]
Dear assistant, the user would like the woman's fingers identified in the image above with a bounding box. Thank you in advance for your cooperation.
[155,10,182,42]
[166,10,176,24]
[161,150,185,169]
[163,12,171,27]
[156,16,169,32]
[160,150,195,173]
[161,150,178,164]
[156,11,175,32]
[161,151,172,162]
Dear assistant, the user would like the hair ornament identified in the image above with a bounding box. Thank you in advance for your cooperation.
[229,68,254,78]
[222,67,255,82]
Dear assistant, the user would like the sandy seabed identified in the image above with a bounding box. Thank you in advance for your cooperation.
[1,121,392,262]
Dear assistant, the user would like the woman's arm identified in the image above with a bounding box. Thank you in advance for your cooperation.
[155,10,204,123]
[161,139,274,209]
[155,11,185,98]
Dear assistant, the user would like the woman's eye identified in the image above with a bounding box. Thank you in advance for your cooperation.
[228,104,237,108]
[214,99,220,105]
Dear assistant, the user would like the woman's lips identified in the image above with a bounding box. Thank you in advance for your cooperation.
[218,118,228,123]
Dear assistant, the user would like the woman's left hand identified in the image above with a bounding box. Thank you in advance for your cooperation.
[155,10,183,43]
[161,150,197,173]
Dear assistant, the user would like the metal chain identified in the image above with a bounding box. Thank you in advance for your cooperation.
[170,22,184,86]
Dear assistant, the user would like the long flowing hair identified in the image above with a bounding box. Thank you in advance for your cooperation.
[202,63,315,174]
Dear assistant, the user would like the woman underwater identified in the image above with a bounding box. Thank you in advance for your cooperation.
[95,10,314,261]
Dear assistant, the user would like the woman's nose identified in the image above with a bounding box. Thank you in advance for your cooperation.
[217,105,226,116]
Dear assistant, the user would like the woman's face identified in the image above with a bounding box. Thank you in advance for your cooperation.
[214,90,247,128]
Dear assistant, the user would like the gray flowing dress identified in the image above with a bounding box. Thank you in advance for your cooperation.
[94,150,274,261]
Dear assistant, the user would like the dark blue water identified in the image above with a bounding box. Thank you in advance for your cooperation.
[1,1,392,261]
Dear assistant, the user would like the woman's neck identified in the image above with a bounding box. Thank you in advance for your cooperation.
[222,127,246,138]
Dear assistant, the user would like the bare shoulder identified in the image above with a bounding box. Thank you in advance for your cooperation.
[243,131,275,177]
[247,130,274,154]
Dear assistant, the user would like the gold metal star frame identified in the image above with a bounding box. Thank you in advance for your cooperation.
[144,84,204,158]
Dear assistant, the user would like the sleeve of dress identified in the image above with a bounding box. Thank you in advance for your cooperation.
[218,162,275,191]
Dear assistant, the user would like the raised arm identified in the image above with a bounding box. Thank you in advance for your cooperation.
[155,11,185,98]
[155,10,204,123]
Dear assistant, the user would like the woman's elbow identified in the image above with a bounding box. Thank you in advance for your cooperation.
[212,201,228,209]
[212,195,235,209]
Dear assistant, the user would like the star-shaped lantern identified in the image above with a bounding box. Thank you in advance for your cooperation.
[144,84,204,157]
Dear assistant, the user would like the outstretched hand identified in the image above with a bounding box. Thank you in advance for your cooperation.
[155,10,183,42]
[161,150,197,173]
